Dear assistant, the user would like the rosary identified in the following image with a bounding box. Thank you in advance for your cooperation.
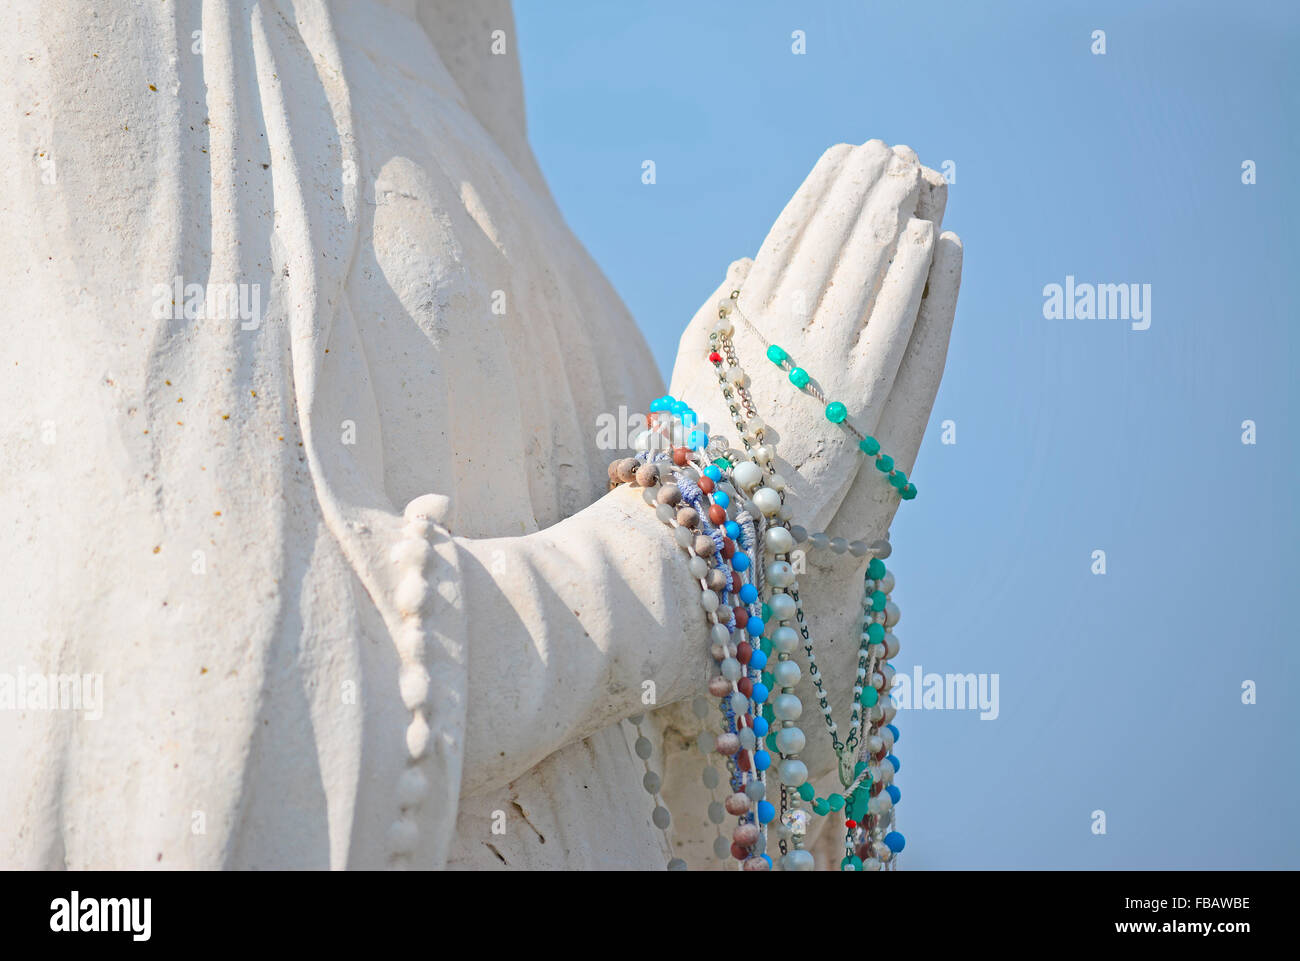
[610,289,911,871]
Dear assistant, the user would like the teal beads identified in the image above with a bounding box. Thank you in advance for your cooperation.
[797,782,816,802]
[755,349,920,502]
[860,686,879,707]
[871,590,887,611]
[841,855,864,871]
[866,622,885,643]
[812,797,830,816]
[867,558,886,580]
[827,793,845,812]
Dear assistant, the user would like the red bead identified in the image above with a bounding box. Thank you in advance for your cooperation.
[844,819,857,830]
[725,794,752,817]
[730,841,750,861]
[698,476,715,494]
[672,447,688,467]
[733,607,748,629]
[708,351,723,364]
[736,641,753,664]
[708,504,727,526]
[731,572,743,593]
[733,823,760,846]
[736,751,751,772]
[737,677,753,697]
[720,538,736,559]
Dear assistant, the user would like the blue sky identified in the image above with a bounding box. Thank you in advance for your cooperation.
[515,0,1299,868]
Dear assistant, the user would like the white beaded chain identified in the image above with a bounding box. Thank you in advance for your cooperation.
[385,497,467,870]
[628,713,685,870]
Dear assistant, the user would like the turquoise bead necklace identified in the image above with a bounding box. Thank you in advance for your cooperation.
[716,290,917,501]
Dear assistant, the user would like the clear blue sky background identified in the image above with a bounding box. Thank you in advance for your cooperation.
[514,0,1298,868]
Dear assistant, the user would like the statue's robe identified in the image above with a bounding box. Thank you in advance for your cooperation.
[0,0,714,869]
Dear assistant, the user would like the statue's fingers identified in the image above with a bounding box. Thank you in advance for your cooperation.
[742,142,854,311]
[765,141,894,317]
[915,164,948,232]
[723,256,755,294]
[827,230,960,537]
[868,230,963,484]
[810,147,926,357]
[755,142,921,346]
[803,214,930,534]
[844,215,935,418]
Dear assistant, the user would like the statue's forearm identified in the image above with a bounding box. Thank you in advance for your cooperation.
[454,484,708,795]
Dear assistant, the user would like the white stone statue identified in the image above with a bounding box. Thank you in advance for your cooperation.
[0,0,960,869]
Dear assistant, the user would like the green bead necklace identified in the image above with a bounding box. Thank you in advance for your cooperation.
[730,291,918,501]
